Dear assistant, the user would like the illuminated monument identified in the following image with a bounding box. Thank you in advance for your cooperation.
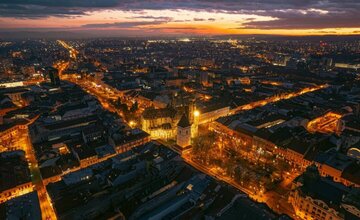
[141,96,198,141]
[176,114,192,148]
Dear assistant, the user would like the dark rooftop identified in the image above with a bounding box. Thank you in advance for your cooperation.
[177,114,191,127]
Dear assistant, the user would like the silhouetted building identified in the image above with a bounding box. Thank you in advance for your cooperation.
[46,67,60,86]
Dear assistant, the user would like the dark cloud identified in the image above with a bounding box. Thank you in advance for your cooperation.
[194,18,205,21]
[150,27,200,30]
[82,20,167,28]
[173,19,192,22]
[1,1,360,13]
[208,18,216,21]
[0,0,119,8]
[0,0,119,18]
[81,15,173,28]
[0,0,359,30]
[242,9,360,29]
[0,3,87,18]
[131,16,173,20]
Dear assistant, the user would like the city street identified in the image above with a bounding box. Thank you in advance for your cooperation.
[56,40,320,219]
[19,130,57,220]
[182,153,297,218]
[52,40,355,220]
[2,6,359,219]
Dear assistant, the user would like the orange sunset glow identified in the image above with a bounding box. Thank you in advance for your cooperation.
[0,1,359,37]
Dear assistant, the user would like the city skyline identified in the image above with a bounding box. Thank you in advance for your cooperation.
[1,2,359,220]
[1,0,360,36]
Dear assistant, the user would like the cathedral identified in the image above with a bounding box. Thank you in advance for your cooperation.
[141,96,198,149]
[176,114,192,148]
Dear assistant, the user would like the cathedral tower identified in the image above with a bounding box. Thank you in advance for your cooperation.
[177,114,191,148]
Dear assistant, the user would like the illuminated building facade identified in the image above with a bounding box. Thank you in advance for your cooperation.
[46,67,60,86]
[141,99,198,140]
[141,107,178,140]
[176,114,192,148]
[314,149,360,187]
[306,112,343,135]
[289,166,359,220]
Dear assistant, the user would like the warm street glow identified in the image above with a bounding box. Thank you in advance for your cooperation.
[194,110,200,117]
[129,121,136,128]
[231,84,328,114]
[57,40,78,60]
[1,2,359,218]
[1,7,360,36]
[260,80,283,86]
[307,112,342,134]
[57,41,143,126]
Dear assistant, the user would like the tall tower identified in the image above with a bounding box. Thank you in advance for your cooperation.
[177,114,191,148]
[46,67,60,86]
[188,98,195,124]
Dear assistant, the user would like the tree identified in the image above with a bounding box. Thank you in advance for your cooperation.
[192,131,216,154]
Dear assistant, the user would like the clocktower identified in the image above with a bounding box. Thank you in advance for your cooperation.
[177,114,191,148]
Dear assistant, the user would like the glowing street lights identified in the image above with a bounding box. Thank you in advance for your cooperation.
[129,120,136,128]
[192,110,200,137]
[194,110,200,117]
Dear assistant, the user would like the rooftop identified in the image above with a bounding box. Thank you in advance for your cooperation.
[0,191,41,220]
[177,114,191,128]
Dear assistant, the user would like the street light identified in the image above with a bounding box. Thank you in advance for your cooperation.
[194,110,200,117]
[129,121,136,128]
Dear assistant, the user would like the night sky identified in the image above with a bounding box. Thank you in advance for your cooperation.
[1,0,359,36]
